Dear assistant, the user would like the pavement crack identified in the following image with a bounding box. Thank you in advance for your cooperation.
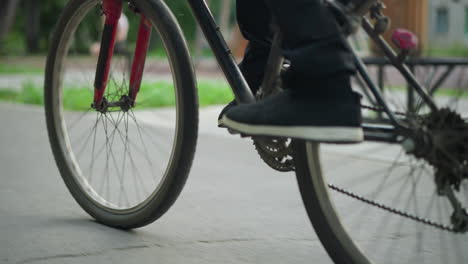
[196,238,261,244]
[195,236,318,245]
[278,237,319,242]
[14,237,317,263]
[15,244,162,264]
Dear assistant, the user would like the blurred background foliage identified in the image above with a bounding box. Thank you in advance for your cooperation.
[2,0,467,57]
[0,0,233,55]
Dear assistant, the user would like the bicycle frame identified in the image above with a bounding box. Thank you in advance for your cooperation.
[96,0,438,144]
[93,0,152,109]
[187,0,256,104]
[94,0,256,110]
[187,0,441,144]
[93,0,123,107]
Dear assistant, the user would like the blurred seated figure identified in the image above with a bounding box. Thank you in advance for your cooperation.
[90,13,129,56]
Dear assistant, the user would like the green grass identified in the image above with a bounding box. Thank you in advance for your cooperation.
[0,63,44,75]
[432,87,468,98]
[147,48,168,58]
[0,79,233,110]
[425,44,468,58]
[0,81,44,105]
[0,32,26,56]
[0,90,18,101]
[2,80,466,111]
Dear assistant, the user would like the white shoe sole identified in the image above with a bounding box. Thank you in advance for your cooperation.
[220,116,364,143]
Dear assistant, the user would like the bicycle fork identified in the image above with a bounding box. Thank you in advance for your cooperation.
[93,0,151,112]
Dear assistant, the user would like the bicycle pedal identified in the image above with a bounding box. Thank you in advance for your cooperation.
[219,122,248,137]
[239,133,251,138]
[227,128,240,135]
[226,127,251,138]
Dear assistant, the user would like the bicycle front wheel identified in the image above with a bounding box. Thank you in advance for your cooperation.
[45,0,198,229]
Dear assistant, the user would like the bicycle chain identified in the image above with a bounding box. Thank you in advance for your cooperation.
[252,102,456,232]
[328,104,457,233]
[328,184,455,232]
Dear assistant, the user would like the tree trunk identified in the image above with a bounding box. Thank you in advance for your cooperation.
[25,0,42,53]
[0,0,20,44]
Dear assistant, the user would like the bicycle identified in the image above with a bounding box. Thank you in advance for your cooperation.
[44,0,468,263]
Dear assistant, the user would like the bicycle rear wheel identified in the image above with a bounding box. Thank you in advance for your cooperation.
[45,0,198,229]
[294,75,468,262]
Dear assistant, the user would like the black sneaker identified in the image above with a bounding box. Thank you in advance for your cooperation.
[219,90,363,143]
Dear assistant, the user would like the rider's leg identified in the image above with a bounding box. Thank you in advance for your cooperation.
[221,0,363,142]
[268,0,355,99]
[236,0,272,93]
[218,0,272,121]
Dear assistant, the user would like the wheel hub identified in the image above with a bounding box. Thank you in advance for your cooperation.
[92,95,134,113]
[403,108,468,232]
[411,108,468,190]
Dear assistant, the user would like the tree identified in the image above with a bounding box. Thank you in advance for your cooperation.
[25,0,41,53]
[0,0,20,46]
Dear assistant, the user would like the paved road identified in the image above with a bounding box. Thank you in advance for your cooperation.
[1,103,467,264]
[0,103,331,264]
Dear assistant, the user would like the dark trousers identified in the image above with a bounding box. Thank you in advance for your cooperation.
[237,0,356,99]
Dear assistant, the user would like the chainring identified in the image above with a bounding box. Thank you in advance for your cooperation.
[252,77,296,172]
[253,136,295,172]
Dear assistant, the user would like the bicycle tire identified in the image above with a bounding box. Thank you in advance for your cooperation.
[45,0,198,229]
[294,121,468,264]
[294,140,370,264]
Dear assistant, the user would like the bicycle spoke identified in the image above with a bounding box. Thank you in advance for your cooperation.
[67,108,93,131]
[45,0,196,231]
[87,112,101,184]
[74,112,103,159]
[128,109,172,161]
[109,112,157,189]
[128,109,160,183]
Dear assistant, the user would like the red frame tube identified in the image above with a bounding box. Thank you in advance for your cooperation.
[129,16,152,104]
[93,0,122,107]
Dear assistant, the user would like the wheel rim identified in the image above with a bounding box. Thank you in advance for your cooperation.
[300,141,370,264]
[49,0,181,212]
